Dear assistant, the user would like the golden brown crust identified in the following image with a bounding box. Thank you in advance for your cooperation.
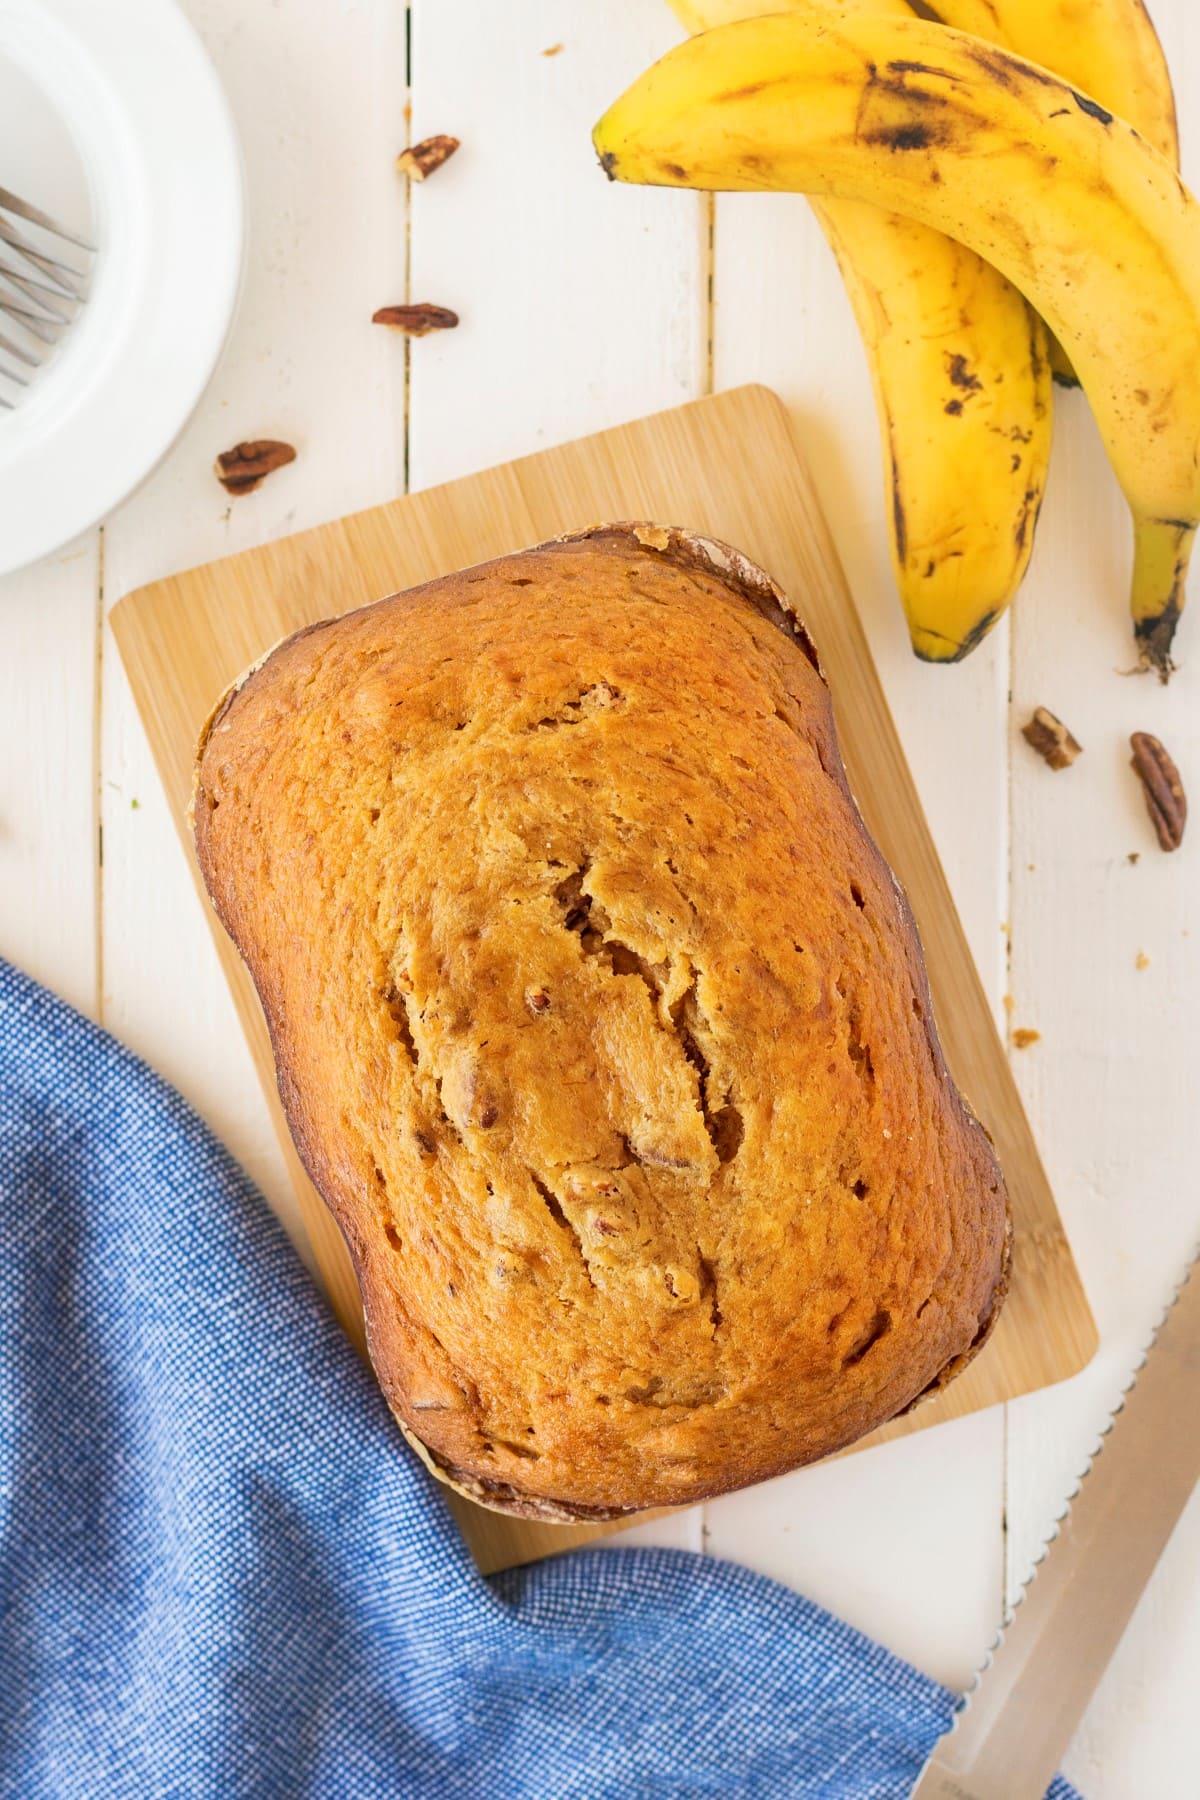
[194,524,1010,1521]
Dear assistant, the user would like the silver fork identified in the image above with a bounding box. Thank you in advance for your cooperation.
[0,184,94,411]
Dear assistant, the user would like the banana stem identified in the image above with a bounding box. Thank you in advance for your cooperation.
[1132,516,1198,681]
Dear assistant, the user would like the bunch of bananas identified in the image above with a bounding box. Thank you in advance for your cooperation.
[595,1,1192,677]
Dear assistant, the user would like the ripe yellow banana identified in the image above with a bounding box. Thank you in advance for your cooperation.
[930,0,1178,385]
[669,0,1050,663]
[820,200,1050,661]
[670,0,1051,663]
[595,7,1200,677]
[928,0,1176,163]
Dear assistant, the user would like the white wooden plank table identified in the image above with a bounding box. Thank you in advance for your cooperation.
[1,2,1196,1791]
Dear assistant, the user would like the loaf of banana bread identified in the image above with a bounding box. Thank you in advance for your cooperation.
[194,524,1010,1520]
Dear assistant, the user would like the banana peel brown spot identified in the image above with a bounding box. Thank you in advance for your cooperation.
[1013,486,1042,555]
[912,628,969,664]
[856,61,961,153]
[865,119,941,153]
[946,353,983,392]
[944,348,985,416]
[885,60,958,83]
[956,609,1000,659]
[1072,90,1114,127]
[963,41,1054,93]
[913,610,1000,665]
[890,471,908,566]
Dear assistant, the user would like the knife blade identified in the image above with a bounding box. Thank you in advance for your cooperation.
[910,1253,1199,1800]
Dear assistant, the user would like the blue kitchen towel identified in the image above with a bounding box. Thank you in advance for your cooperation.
[0,959,1080,1800]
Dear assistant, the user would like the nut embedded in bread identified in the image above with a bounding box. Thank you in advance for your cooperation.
[194,524,1010,1520]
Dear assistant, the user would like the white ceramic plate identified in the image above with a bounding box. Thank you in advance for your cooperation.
[0,0,244,576]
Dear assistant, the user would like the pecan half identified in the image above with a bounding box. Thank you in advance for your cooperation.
[214,440,296,496]
[396,135,460,181]
[372,303,459,337]
[1130,732,1187,851]
[1021,706,1082,771]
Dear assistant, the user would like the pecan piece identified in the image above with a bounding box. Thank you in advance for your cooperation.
[1130,732,1187,851]
[1021,706,1082,771]
[214,440,296,496]
[396,135,460,181]
[372,303,458,337]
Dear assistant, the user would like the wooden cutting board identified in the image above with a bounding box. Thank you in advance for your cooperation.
[112,384,1096,1575]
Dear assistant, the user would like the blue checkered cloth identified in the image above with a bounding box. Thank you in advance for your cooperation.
[0,960,1081,1798]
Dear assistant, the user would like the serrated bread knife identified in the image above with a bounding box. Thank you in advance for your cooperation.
[910,1255,1199,1800]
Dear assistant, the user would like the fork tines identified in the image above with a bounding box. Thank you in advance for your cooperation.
[0,185,94,407]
